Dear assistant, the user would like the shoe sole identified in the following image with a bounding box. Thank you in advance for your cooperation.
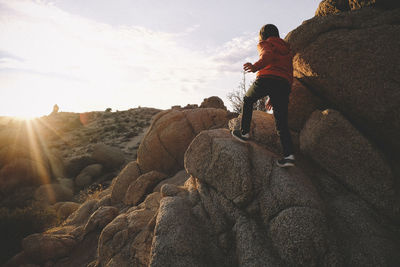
[231,131,249,143]
[276,162,295,168]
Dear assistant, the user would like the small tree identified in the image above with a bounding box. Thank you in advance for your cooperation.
[227,71,267,113]
[227,71,247,113]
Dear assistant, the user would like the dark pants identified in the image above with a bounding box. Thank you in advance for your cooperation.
[241,77,294,157]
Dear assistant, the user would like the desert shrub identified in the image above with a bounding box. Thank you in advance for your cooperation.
[0,203,58,264]
[116,125,127,133]
[75,183,104,203]
[105,108,112,112]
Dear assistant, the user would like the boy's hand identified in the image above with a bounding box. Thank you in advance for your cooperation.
[243,62,255,73]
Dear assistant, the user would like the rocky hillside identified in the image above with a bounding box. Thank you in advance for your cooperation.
[4,1,400,267]
[0,107,160,264]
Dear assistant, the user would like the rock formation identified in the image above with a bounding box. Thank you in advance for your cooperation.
[137,108,234,175]
[4,2,400,267]
[200,96,227,110]
[286,5,400,160]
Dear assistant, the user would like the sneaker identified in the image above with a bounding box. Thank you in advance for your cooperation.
[231,129,249,143]
[277,155,295,167]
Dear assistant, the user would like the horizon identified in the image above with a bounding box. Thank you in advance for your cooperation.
[0,0,320,118]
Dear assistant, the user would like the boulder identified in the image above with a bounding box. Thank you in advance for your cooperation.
[97,193,161,266]
[64,199,99,226]
[286,7,400,155]
[34,184,73,205]
[185,129,254,206]
[84,206,119,234]
[228,111,297,155]
[124,171,167,206]
[288,79,324,132]
[65,156,96,178]
[300,109,398,218]
[315,0,349,16]
[349,0,400,10]
[149,197,211,267]
[54,202,80,220]
[329,194,400,266]
[153,169,190,192]
[92,144,125,171]
[75,164,103,188]
[110,161,141,204]
[22,233,76,263]
[200,96,227,110]
[137,108,231,175]
[150,128,340,266]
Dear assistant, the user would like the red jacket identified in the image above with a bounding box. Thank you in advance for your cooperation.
[253,37,293,85]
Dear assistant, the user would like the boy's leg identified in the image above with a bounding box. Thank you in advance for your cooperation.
[241,79,269,134]
[269,81,294,158]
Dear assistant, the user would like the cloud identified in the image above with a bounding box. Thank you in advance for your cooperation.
[211,34,258,73]
[0,0,260,115]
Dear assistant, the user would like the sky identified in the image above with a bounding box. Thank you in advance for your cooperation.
[0,0,320,117]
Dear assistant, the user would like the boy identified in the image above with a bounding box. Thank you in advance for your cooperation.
[231,24,295,167]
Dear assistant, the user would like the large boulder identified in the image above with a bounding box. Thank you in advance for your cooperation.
[349,0,400,10]
[288,79,324,132]
[110,161,141,204]
[137,108,232,175]
[200,96,227,110]
[54,201,80,220]
[300,109,398,219]
[153,169,190,193]
[75,164,103,188]
[84,206,119,234]
[185,129,254,206]
[21,233,76,263]
[229,111,299,155]
[64,156,96,178]
[92,143,125,171]
[97,192,161,266]
[315,0,400,16]
[149,196,212,267]
[148,129,340,266]
[124,171,167,206]
[286,7,400,156]
[315,0,350,16]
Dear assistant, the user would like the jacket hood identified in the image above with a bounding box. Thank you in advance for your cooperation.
[262,37,291,55]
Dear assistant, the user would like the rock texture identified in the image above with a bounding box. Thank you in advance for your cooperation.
[124,171,167,206]
[288,79,324,132]
[315,0,400,16]
[286,7,400,157]
[179,129,340,266]
[315,0,349,16]
[137,108,233,175]
[4,3,400,267]
[300,109,398,219]
[229,110,299,155]
[200,96,227,110]
[110,161,141,204]
[92,144,125,171]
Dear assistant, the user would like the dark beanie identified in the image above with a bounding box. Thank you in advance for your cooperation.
[259,24,280,40]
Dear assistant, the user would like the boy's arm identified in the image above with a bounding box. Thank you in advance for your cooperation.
[243,43,273,73]
[251,45,273,71]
